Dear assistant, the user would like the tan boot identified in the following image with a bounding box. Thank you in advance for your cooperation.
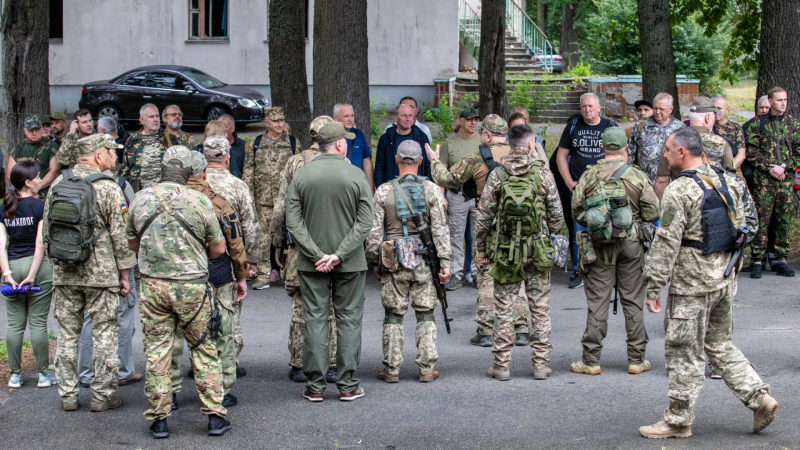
[753,393,779,433]
[62,400,78,411]
[533,366,551,380]
[419,369,440,383]
[486,366,511,381]
[629,360,652,374]
[377,368,399,383]
[90,395,124,412]
[639,420,692,439]
[570,361,601,375]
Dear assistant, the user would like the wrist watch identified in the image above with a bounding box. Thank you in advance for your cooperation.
[781,163,787,169]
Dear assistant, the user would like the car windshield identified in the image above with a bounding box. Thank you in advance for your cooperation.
[181,68,227,88]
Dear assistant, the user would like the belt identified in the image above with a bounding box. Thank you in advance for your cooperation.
[680,239,703,250]
[448,187,462,195]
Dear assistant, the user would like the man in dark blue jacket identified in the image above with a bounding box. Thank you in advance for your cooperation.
[374,103,431,187]
[220,114,248,179]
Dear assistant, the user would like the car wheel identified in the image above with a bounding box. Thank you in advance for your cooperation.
[206,106,227,121]
[97,104,121,121]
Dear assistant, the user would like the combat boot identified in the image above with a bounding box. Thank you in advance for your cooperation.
[419,369,440,383]
[252,279,270,290]
[326,367,338,383]
[628,360,652,374]
[62,400,78,411]
[90,395,123,412]
[570,361,601,375]
[470,333,493,347]
[486,366,511,381]
[377,368,399,383]
[639,420,692,439]
[753,393,779,433]
[222,393,238,407]
[171,393,179,411]
[444,278,462,291]
[289,367,308,382]
[514,333,530,346]
[150,418,169,439]
[208,414,232,436]
[533,366,551,380]
[750,263,763,279]
[771,261,795,277]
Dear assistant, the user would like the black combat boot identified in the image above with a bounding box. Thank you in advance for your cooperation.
[750,263,763,279]
[326,367,338,383]
[772,261,795,277]
[222,393,238,407]
[208,414,232,436]
[470,333,493,347]
[171,393,179,411]
[289,367,308,382]
[150,418,169,439]
[514,333,530,346]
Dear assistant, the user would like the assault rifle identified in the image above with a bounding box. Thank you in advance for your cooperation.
[611,283,618,315]
[277,223,293,269]
[724,226,749,277]
[410,214,452,334]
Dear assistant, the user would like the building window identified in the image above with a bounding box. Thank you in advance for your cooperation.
[189,0,228,39]
[50,0,63,40]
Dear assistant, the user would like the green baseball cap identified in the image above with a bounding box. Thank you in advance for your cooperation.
[690,97,718,114]
[50,112,67,121]
[162,145,193,168]
[482,114,508,135]
[459,106,482,120]
[24,115,42,130]
[190,151,208,175]
[602,127,628,151]
[316,122,355,145]
[38,114,51,125]
[310,115,335,140]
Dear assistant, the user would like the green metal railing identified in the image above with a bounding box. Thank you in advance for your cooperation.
[458,0,482,60]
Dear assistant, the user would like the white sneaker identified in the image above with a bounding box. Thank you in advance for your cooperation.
[8,373,22,388]
[37,372,52,388]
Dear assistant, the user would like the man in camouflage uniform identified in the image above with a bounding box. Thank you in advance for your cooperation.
[640,127,778,439]
[126,145,231,438]
[162,105,198,149]
[366,140,452,383]
[119,103,170,192]
[427,115,531,348]
[8,115,61,199]
[628,93,686,187]
[55,108,94,168]
[474,125,564,381]
[712,94,746,169]
[746,87,800,279]
[204,136,261,374]
[569,127,660,376]
[244,106,297,289]
[271,116,339,383]
[45,134,136,411]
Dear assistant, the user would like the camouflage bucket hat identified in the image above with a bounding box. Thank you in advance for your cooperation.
[482,114,508,135]
[204,135,231,158]
[162,145,193,169]
[265,106,285,121]
[24,115,42,130]
[77,134,122,156]
[190,150,208,175]
[309,115,335,140]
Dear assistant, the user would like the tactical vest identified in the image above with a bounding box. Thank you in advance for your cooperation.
[676,165,738,255]
[391,174,428,237]
[462,145,500,200]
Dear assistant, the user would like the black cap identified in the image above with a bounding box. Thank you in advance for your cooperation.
[634,98,653,109]
[459,106,482,120]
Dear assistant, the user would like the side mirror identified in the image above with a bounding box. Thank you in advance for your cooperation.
[184,85,196,93]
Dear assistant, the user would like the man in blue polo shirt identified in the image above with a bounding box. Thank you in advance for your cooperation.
[334,103,373,190]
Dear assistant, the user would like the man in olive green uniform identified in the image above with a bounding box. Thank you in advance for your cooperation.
[45,134,136,411]
[8,115,61,199]
[271,116,339,384]
[119,103,170,192]
[640,127,778,439]
[366,141,452,383]
[569,127,660,376]
[427,115,531,347]
[286,122,373,402]
[244,106,297,289]
[126,146,231,438]
[474,125,564,381]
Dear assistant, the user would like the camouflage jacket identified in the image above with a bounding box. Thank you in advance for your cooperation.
[55,132,89,166]
[713,120,745,158]
[10,138,59,183]
[627,116,686,183]
[745,112,800,187]
[45,164,137,287]
[365,175,451,268]
[571,158,660,231]
[126,182,224,282]
[206,167,261,264]
[657,126,734,179]
[644,164,745,300]
[119,129,169,192]
[243,131,295,207]
[271,146,319,246]
[187,178,249,281]
[475,149,564,253]
[163,129,198,149]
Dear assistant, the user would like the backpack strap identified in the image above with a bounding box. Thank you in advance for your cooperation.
[478,145,498,172]
[138,185,206,246]
[289,135,297,154]
[254,134,263,151]
[612,163,630,180]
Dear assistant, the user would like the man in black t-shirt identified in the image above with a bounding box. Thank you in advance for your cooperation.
[555,93,617,289]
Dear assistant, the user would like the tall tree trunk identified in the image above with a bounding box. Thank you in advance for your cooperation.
[637,0,681,119]
[269,0,313,149]
[756,0,800,118]
[2,0,50,153]
[537,0,545,32]
[560,1,579,69]
[313,0,369,138]
[478,0,507,118]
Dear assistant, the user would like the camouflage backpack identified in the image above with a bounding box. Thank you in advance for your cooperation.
[577,163,634,247]
[390,175,428,270]
[486,161,554,283]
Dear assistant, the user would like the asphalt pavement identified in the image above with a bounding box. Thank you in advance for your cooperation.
[0,266,798,449]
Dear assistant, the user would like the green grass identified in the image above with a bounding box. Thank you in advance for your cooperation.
[0,340,33,363]
[726,79,758,112]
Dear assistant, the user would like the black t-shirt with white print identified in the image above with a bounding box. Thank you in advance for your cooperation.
[559,115,618,182]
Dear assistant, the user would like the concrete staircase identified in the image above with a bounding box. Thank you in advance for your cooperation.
[504,31,547,76]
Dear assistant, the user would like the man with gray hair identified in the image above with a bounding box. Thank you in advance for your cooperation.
[97,117,127,164]
[162,105,197,149]
[628,92,686,186]
[119,103,169,192]
[333,103,374,189]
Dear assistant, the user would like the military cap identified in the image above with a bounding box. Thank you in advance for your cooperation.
[317,122,355,145]
[482,114,508,135]
[601,127,628,151]
[190,150,208,175]
[203,135,230,158]
[634,98,653,109]
[459,106,482,120]
[162,145,193,169]
[24,115,42,130]
[265,106,285,121]
[38,114,51,125]
[50,112,67,121]
[397,140,422,163]
[310,115,335,140]
[77,134,123,156]
[690,97,718,114]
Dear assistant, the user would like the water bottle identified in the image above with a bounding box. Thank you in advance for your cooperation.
[0,285,43,296]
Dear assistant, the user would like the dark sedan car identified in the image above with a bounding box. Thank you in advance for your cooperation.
[79,65,268,124]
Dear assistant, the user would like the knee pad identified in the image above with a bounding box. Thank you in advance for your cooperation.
[415,311,435,323]
[384,310,404,325]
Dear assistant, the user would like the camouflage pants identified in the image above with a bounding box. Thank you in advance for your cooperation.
[53,285,119,403]
[475,260,530,336]
[381,264,438,376]
[256,204,274,282]
[232,293,244,363]
[663,283,769,426]
[492,268,552,371]
[139,277,226,421]
[751,184,791,260]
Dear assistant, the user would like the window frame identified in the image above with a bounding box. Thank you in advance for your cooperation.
[188,0,229,41]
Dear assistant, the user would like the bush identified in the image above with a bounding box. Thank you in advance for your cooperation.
[370,100,388,143]
[420,93,479,144]
[564,62,593,79]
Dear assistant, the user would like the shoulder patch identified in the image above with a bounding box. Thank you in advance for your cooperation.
[661,207,676,227]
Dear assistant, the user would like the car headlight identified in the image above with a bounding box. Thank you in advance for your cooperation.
[238,98,256,108]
